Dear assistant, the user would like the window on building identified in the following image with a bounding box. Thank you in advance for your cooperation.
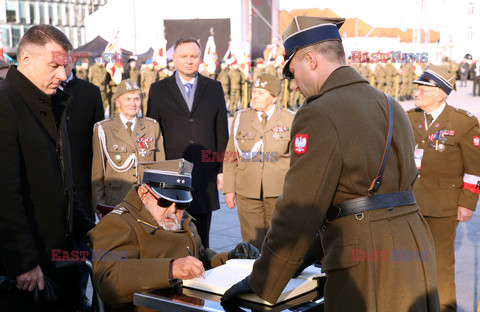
[39,2,46,24]
[468,2,474,15]
[1,26,11,48]
[19,1,28,24]
[29,2,36,24]
[12,25,22,47]
[6,1,18,23]
[48,3,54,24]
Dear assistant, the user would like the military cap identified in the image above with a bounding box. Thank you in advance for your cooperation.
[139,159,193,203]
[282,16,346,79]
[253,73,281,96]
[128,55,138,63]
[114,79,142,101]
[413,65,456,95]
[145,59,153,65]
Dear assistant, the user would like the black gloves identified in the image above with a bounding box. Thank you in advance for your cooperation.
[228,242,260,260]
[221,276,253,302]
[292,250,318,278]
[33,275,58,304]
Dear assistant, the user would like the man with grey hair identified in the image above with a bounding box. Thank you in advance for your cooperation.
[223,16,439,311]
[0,25,95,311]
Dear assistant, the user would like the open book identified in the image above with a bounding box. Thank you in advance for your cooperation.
[182,259,324,306]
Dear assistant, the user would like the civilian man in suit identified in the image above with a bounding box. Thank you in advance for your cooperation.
[407,65,480,311]
[147,37,229,248]
[62,62,105,220]
[0,24,95,311]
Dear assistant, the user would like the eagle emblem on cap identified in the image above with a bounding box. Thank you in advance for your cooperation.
[261,81,267,87]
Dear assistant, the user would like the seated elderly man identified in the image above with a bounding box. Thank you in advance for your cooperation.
[92,159,259,311]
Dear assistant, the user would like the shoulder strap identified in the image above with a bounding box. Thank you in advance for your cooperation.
[368,94,394,195]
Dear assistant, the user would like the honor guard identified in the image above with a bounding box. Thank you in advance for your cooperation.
[407,65,480,311]
[91,79,165,211]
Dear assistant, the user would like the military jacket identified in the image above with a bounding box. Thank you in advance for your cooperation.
[407,104,480,217]
[223,106,294,198]
[91,116,165,208]
[92,187,228,310]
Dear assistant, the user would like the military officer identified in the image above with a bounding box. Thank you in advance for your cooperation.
[216,60,230,110]
[75,59,89,81]
[126,56,140,86]
[92,159,259,311]
[140,59,158,115]
[223,73,294,249]
[228,63,243,116]
[91,79,165,211]
[88,59,110,113]
[407,65,480,312]
[222,16,440,311]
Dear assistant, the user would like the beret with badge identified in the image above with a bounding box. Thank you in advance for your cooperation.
[282,16,346,79]
[253,73,281,96]
[413,65,456,95]
[114,78,143,101]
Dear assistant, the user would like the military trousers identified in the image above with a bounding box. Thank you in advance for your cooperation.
[424,215,458,312]
[236,193,277,250]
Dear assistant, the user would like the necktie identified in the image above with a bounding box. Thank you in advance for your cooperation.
[261,113,268,128]
[185,83,193,98]
[425,114,433,127]
[126,121,133,135]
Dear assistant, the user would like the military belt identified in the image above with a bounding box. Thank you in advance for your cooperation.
[323,190,416,226]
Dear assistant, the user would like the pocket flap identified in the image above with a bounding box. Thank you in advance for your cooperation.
[322,243,360,272]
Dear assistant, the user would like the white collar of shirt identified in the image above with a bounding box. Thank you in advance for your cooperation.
[179,75,196,91]
[257,104,276,122]
[119,114,137,130]
[428,102,446,123]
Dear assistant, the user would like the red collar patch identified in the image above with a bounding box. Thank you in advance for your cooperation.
[294,134,309,155]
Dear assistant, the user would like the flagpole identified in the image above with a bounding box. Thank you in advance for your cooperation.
[133,0,137,54]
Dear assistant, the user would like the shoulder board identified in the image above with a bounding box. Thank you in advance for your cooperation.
[280,107,295,115]
[454,108,474,118]
[144,117,158,123]
[110,206,128,215]
[96,117,114,126]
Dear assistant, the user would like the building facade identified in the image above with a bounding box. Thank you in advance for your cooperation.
[0,0,107,54]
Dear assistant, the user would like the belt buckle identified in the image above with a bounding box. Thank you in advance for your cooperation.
[325,206,342,224]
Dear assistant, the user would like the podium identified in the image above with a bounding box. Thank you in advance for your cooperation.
[133,276,325,312]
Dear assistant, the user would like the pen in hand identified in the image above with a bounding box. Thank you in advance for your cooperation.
[187,246,205,279]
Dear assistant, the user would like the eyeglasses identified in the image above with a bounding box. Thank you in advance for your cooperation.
[413,87,438,95]
[146,188,190,210]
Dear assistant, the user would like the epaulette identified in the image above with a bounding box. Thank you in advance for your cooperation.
[454,108,474,118]
[95,117,114,126]
[280,106,295,114]
[144,116,158,123]
[110,206,128,215]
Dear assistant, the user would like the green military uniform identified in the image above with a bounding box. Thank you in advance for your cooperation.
[88,63,109,112]
[128,67,140,86]
[228,67,243,115]
[384,63,397,97]
[247,66,439,310]
[223,106,294,248]
[216,67,230,109]
[91,186,229,310]
[91,116,165,208]
[375,63,386,93]
[109,78,119,117]
[76,67,88,81]
[140,67,158,115]
[407,105,480,311]
[157,68,169,81]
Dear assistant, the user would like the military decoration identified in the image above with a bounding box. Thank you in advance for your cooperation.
[114,154,122,163]
[273,133,280,139]
[272,126,289,133]
[113,144,119,150]
[139,149,147,157]
[294,134,309,155]
[137,137,153,150]
[474,136,480,147]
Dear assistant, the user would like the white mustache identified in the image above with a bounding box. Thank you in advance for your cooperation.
[160,212,181,231]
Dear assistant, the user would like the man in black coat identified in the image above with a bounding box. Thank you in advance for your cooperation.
[62,63,105,220]
[147,37,228,248]
[0,25,95,311]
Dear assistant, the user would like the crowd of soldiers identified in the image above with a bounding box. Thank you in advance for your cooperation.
[75,51,476,117]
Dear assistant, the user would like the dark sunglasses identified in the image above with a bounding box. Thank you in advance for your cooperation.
[147,188,190,210]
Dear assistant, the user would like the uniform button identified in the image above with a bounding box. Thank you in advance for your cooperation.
[66,116,70,121]
[39,110,47,116]
[39,98,45,103]
[260,136,263,139]
[418,175,421,178]
[421,140,425,143]
[189,119,194,122]
[133,174,137,177]
[132,150,135,153]
[189,140,194,144]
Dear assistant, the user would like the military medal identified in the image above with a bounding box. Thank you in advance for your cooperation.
[273,133,279,139]
[114,154,122,163]
[137,137,153,149]
[438,144,445,152]
[139,149,147,157]
[474,136,480,147]
[435,123,440,128]
[113,144,118,150]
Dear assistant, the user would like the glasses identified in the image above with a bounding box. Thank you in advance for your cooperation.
[146,188,190,210]
[413,87,438,95]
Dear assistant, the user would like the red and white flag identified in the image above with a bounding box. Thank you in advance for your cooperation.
[153,35,167,70]
[0,29,4,60]
[240,46,251,80]
[203,35,218,75]
[104,31,123,84]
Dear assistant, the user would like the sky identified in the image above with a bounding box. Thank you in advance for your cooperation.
[279,0,440,30]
